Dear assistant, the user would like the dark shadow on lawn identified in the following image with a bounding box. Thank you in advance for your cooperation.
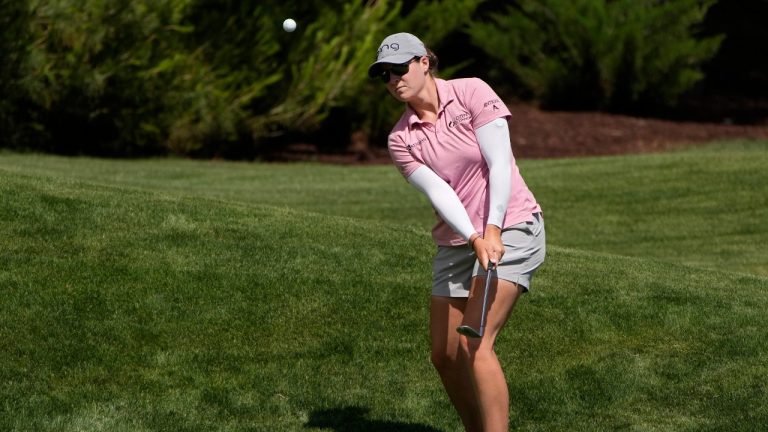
[305,406,444,432]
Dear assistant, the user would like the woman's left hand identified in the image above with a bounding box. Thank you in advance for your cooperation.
[472,225,505,270]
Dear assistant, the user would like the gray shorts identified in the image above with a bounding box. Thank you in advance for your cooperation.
[432,213,546,297]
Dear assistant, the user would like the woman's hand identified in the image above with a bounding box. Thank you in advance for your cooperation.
[471,225,505,270]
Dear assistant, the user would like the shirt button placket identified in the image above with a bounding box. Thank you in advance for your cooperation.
[423,123,435,147]
[430,120,441,146]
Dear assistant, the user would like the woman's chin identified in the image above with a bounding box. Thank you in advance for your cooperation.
[390,88,410,102]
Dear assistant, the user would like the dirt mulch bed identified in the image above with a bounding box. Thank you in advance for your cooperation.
[507,104,768,159]
[273,104,768,164]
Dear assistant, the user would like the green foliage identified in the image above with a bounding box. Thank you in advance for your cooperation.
[256,1,400,136]
[17,0,198,155]
[467,0,724,112]
[2,0,483,157]
[0,0,34,148]
[3,0,732,157]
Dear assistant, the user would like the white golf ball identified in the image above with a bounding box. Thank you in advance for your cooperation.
[282,18,296,32]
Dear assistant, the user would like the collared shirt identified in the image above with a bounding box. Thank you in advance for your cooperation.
[388,77,541,246]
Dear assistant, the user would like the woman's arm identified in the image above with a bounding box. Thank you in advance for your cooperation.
[476,118,512,229]
[474,118,513,266]
[407,165,479,243]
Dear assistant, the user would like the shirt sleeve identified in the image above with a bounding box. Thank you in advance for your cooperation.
[388,133,423,179]
[464,78,512,129]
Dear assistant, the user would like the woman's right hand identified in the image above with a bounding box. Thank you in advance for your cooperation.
[471,233,503,271]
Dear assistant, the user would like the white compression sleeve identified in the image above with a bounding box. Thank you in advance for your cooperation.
[476,118,512,228]
[407,166,477,241]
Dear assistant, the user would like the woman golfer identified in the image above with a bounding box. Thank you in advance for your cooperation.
[369,33,545,431]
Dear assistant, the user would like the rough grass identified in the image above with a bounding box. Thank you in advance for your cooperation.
[1,141,767,431]
[524,140,768,276]
[2,140,767,275]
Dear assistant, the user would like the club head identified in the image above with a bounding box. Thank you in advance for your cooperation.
[456,325,482,338]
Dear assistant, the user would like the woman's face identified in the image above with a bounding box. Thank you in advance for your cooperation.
[384,56,430,102]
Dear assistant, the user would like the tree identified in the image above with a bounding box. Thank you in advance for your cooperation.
[466,0,723,113]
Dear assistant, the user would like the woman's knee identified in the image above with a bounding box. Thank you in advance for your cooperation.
[458,336,492,362]
[431,348,461,372]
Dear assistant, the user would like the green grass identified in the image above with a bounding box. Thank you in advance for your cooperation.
[524,140,768,276]
[0,154,429,228]
[3,140,767,275]
[1,140,767,431]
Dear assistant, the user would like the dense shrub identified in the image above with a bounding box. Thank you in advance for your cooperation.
[11,0,197,155]
[1,0,482,157]
[681,0,768,123]
[4,0,741,158]
[0,0,34,149]
[466,0,723,113]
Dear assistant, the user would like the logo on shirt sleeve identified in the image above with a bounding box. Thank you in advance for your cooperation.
[484,99,502,111]
[406,137,428,152]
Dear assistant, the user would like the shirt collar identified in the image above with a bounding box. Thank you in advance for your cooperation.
[405,78,455,127]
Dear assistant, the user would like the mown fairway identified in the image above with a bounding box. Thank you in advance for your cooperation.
[1,141,767,431]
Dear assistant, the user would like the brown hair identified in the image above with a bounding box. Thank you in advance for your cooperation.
[426,48,439,75]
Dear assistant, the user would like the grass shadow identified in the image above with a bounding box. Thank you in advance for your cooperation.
[305,406,444,432]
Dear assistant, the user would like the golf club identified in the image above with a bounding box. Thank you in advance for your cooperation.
[456,262,496,338]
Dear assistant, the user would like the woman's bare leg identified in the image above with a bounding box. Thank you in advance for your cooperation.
[460,277,525,432]
[430,296,481,431]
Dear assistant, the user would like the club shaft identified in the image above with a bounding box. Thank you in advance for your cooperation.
[478,264,495,335]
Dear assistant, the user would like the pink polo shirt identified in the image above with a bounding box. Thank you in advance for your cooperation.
[388,77,541,246]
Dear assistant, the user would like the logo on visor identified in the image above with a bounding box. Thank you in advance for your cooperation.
[377,43,400,58]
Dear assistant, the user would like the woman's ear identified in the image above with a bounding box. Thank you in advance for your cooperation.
[420,56,430,73]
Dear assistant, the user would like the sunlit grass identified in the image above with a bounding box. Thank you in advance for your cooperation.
[1,141,767,430]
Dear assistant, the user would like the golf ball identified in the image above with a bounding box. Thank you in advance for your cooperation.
[283,18,296,32]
